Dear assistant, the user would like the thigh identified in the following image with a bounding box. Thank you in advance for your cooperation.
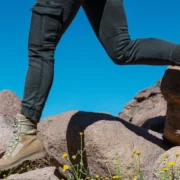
[35,0,82,26]
[82,0,106,37]
[29,0,82,47]
[82,0,128,39]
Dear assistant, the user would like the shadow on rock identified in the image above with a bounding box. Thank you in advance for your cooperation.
[141,116,165,133]
[66,111,170,175]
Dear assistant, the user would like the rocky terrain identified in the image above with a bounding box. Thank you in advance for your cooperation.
[0,66,180,180]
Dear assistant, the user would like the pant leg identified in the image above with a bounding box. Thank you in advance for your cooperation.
[21,0,82,123]
[82,0,180,65]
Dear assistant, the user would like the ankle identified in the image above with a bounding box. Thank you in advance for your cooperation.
[15,114,37,135]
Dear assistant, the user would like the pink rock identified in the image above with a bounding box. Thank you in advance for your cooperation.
[7,167,59,180]
[38,110,169,179]
[153,147,180,179]
[0,90,21,154]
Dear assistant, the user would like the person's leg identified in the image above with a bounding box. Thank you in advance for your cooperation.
[82,0,180,65]
[0,0,82,171]
[22,0,82,123]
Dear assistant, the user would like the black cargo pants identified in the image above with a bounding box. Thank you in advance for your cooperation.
[21,0,180,122]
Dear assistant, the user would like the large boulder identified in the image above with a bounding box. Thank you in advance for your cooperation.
[38,110,170,179]
[118,80,166,133]
[0,90,21,155]
[161,66,180,145]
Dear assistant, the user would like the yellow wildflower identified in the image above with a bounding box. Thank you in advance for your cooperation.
[62,153,68,158]
[95,174,99,178]
[79,132,84,135]
[3,175,6,178]
[169,161,176,167]
[63,165,69,170]
[115,162,120,165]
[133,178,137,180]
[163,167,169,172]
[112,175,121,179]
[163,154,169,159]
[136,151,141,155]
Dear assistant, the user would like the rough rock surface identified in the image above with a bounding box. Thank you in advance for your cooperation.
[153,146,180,180]
[0,90,21,155]
[38,110,170,179]
[7,167,59,180]
[118,80,166,133]
[1,88,180,179]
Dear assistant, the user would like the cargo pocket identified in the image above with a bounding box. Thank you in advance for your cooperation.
[28,3,64,47]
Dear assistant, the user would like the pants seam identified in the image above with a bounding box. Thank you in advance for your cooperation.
[31,58,44,116]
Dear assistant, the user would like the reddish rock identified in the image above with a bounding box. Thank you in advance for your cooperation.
[161,66,180,145]
[118,80,166,133]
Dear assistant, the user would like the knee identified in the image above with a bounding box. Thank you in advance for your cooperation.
[107,41,132,65]
[100,34,132,65]
[107,48,126,65]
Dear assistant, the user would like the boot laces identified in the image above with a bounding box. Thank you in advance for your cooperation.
[2,117,20,159]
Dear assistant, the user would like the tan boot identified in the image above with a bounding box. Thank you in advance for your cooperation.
[0,114,46,171]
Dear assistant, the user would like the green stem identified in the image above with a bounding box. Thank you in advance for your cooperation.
[138,155,140,173]
[79,134,84,179]
[67,158,79,180]
[171,166,174,180]
[7,169,13,178]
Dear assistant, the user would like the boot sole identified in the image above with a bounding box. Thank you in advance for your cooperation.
[0,150,47,171]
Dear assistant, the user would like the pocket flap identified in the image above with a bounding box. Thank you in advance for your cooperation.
[31,3,63,16]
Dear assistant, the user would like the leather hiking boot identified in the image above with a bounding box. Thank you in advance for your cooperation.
[0,114,46,171]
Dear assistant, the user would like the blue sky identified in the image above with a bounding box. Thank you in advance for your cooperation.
[0,0,179,119]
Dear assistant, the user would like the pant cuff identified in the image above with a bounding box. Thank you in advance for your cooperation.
[21,106,41,123]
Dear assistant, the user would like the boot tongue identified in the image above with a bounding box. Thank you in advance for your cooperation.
[15,114,37,135]
[15,114,27,121]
